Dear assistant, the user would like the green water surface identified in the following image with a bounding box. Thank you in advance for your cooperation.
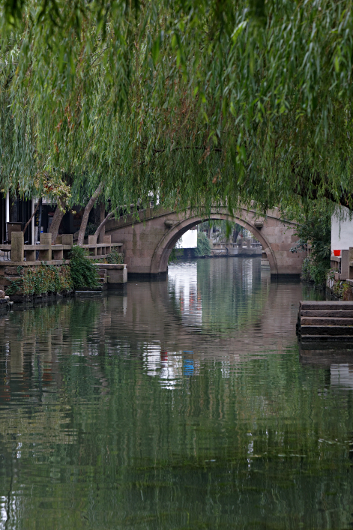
[0,258,352,529]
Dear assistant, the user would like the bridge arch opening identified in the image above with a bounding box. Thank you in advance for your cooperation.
[151,213,278,276]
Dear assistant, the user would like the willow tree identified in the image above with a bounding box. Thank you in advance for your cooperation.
[1,0,353,216]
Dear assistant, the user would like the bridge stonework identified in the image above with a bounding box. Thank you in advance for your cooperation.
[105,207,305,278]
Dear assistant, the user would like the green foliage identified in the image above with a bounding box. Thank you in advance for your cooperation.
[330,279,353,301]
[22,264,72,295]
[6,264,72,295]
[290,203,333,286]
[106,249,124,264]
[6,255,99,295]
[168,247,184,263]
[195,232,211,257]
[3,1,353,215]
[85,222,99,238]
[5,278,22,295]
[301,257,328,287]
[202,220,245,242]
[69,246,100,289]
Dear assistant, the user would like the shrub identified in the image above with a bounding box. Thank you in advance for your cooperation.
[6,264,72,296]
[22,264,72,295]
[69,246,100,289]
[290,204,332,286]
[301,256,328,285]
[6,248,100,296]
[106,249,124,264]
[332,280,353,300]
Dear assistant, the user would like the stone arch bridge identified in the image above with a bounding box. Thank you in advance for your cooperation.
[105,206,305,278]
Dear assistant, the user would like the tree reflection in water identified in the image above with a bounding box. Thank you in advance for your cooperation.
[0,258,352,530]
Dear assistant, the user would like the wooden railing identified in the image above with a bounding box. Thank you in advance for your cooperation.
[0,233,122,263]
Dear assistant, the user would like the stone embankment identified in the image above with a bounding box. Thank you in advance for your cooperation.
[0,289,11,315]
[297,301,353,341]
[0,231,127,308]
[93,263,127,287]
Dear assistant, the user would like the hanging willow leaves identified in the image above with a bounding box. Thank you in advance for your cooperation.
[0,0,353,215]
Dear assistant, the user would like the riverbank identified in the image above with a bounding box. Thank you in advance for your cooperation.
[171,249,262,260]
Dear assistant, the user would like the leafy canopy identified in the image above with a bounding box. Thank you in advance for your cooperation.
[1,0,353,213]
[290,202,333,285]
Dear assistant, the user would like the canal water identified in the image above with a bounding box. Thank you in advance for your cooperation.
[0,257,352,529]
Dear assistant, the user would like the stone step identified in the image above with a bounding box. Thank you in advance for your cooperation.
[300,326,353,336]
[299,335,353,342]
[300,301,353,311]
[301,310,353,318]
[301,317,353,326]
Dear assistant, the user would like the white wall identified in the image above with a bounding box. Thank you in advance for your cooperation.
[331,364,353,389]
[331,206,353,251]
[175,228,197,249]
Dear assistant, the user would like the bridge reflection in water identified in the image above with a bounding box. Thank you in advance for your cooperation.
[1,257,321,391]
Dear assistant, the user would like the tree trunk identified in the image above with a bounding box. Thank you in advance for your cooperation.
[77,183,103,246]
[94,209,116,240]
[49,199,66,243]
[98,201,106,242]
[22,198,41,237]
[233,227,240,243]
